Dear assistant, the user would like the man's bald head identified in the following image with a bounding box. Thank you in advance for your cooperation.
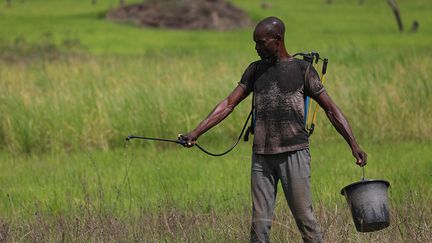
[253,17,289,63]
[254,17,285,41]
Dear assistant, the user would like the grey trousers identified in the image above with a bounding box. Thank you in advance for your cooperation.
[250,149,323,243]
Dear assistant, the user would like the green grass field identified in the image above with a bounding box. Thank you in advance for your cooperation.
[1,0,431,241]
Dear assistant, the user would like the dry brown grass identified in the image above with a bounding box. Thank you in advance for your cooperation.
[1,200,430,242]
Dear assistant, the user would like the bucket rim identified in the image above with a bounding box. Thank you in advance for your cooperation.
[340,179,390,195]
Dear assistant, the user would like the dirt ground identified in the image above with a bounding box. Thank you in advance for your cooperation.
[106,0,253,31]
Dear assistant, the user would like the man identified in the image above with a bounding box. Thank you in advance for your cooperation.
[181,17,367,243]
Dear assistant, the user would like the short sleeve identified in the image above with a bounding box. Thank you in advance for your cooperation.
[304,64,325,99]
[238,62,257,95]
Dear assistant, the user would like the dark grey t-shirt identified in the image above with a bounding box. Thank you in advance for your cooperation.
[239,58,325,154]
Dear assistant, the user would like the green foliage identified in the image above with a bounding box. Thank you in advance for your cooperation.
[2,141,431,215]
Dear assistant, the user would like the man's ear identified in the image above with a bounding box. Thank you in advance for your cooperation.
[275,34,282,47]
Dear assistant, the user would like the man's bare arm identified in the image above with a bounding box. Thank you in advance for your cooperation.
[314,91,367,166]
[183,84,249,146]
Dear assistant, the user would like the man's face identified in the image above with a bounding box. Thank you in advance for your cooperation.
[253,29,280,64]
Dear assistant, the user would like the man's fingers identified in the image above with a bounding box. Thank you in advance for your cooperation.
[179,134,196,147]
[356,152,367,167]
[178,133,198,148]
[357,160,366,167]
[177,134,189,147]
[356,160,364,166]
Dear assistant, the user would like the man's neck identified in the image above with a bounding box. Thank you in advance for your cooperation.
[278,48,291,62]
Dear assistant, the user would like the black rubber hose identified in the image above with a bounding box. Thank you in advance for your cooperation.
[192,110,252,156]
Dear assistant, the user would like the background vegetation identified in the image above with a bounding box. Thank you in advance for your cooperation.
[0,0,431,241]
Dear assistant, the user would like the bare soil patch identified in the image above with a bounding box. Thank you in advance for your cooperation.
[106,0,252,31]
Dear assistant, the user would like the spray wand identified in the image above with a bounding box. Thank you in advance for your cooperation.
[126,110,252,157]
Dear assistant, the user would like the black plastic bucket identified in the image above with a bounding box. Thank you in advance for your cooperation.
[341,179,390,232]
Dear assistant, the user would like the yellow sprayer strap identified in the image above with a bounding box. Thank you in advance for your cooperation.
[306,63,319,129]
[311,74,326,125]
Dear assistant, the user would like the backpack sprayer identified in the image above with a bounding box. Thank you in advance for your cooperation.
[127,51,328,156]
[293,51,329,136]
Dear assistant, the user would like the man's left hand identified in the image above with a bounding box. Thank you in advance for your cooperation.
[352,147,367,167]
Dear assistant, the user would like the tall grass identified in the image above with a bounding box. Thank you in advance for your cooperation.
[1,0,431,153]
[1,50,431,153]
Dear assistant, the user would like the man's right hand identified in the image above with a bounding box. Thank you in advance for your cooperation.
[178,133,197,148]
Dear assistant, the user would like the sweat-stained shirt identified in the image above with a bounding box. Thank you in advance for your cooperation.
[238,58,325,154]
